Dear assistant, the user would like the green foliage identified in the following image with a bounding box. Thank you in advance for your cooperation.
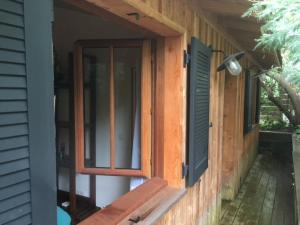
[260,117,289,131]
[244,0,300,88]
[296,126,300,140]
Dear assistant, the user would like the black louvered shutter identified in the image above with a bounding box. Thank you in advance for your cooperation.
[187,37,212,186]
[0,1,56,225]
[255,79,261,124]
[0,1,33,224]
[244,70,253,133]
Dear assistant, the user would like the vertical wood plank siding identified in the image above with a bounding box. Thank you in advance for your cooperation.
[136,0,258,225]
[0,0,32,224]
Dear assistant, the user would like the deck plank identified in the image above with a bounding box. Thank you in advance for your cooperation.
[221,151,295,225]
[220,157,263,225]
[259,176,276,225]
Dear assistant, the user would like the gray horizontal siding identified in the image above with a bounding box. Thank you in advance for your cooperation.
[0,36,25,52]
[0,147,29,163]
[0,203,31,224]
[0,135,28,151]
[0,1,32,224]
[0,88,27,100]
[0,11,24,27]
[0,0,23,15]
[0,50,26,64]
[0,101,27,113]
[0,112,27,125]
[0,170,30,189]
[0,24,24,39]
[0,192,30,213]
[0,181,30,201]
[0,62,26,75]
[0,158,30,176]
[0,124,28,139]
[0,76,27,88]
[4,214,31,225]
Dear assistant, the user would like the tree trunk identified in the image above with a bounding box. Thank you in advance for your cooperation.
[275,76,300,124]
[265,74,300,125]
[260,79,298,126]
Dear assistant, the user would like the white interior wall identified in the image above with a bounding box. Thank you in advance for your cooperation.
[54,5,144,207]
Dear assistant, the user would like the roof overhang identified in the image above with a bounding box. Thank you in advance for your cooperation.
[190,0,275,69]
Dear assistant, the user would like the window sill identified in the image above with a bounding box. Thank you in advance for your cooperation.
[78,177,186,225]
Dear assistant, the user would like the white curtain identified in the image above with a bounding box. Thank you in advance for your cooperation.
[130,71,144,190]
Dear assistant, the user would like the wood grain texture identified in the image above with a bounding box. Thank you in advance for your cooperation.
[109,45,115,169]
[162,36,185,188]
[72,1,260,224]
[153,38,165,178]
[133,1,259,224]
[78,177,167,225]
[141,40,152,178]
[221,151,295,225]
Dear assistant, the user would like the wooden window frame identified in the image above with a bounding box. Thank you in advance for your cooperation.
[54,0,187,224]
[74,39,152,178]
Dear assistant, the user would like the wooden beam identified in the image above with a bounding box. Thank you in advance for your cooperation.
[75,0,186,36]
[60,0,158,38]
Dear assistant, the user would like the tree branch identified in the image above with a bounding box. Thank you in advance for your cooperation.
[260,79,297,126]
[264,73,300,121]
[274,49,282,68]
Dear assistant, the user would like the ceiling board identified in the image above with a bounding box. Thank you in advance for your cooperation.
[190,0,275,68]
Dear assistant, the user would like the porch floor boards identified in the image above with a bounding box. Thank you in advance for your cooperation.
[221,150,295,225]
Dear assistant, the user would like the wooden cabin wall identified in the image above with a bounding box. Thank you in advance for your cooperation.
[136,1,259,225]
[222,69,259,200]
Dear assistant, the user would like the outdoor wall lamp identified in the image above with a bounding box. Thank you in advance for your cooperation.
[212,49,245,76]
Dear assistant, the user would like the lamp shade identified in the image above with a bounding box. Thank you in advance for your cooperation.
[217,51,245,75]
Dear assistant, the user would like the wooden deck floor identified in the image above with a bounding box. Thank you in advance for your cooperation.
[221,150,295,225]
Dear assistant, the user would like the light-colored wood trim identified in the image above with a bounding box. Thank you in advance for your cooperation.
[80,168,144,177]
[141,40,152,178]
[162,36,186,188]
[118,186,187,225]
[152,35,186,188]
[78,177,168,225]
[74,43,85,173]
[122,188,186,225]
[109,45,116,169]
[154,38,165,178]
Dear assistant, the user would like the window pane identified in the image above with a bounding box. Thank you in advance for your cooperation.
[83,48,110,168]
[114,47,142,169]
